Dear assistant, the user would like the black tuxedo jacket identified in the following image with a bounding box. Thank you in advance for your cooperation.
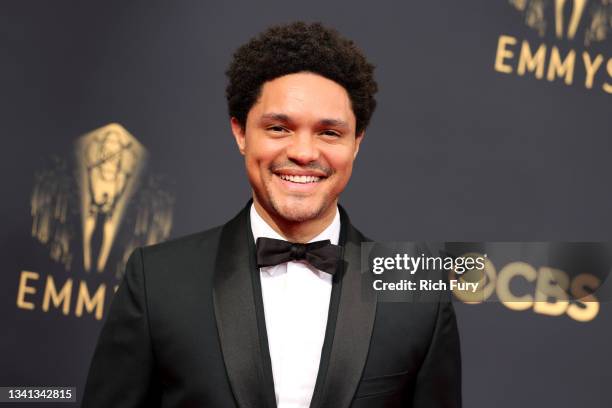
[82,202,461,407]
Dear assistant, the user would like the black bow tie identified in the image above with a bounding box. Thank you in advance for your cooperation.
[255,237,343,275]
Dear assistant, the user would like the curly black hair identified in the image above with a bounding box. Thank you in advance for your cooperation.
[225,22,378,134]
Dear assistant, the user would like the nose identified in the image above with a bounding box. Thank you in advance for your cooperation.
[285,132,320,164]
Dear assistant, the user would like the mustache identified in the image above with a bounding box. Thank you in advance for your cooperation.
[270,161,333,177]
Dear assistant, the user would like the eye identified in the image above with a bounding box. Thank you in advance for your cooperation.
[321,129,341,137]
[267,125,288,133]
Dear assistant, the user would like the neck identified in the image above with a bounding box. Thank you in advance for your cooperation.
[252,198,337,243]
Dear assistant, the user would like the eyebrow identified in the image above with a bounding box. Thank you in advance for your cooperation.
[319,118,349,130]
[261,113,291,123]
[260,113,350,130]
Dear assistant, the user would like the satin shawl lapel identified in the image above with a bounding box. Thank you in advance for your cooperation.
[310,207,378,408]
[212,204,276,408]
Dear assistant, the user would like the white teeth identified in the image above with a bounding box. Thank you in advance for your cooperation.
[278,174,321,183]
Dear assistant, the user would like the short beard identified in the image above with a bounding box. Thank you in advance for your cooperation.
[268,194,329,224]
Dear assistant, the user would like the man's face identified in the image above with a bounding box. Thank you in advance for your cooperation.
[231,72,363,224]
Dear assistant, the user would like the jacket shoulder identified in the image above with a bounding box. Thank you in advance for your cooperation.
[138,225,223,271]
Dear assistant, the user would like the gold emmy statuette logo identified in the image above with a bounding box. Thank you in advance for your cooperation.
[76,124,146,272]
[509,0,611,45]
[495,0,612,93]
[25,123,173,319]
[30,123,173,276]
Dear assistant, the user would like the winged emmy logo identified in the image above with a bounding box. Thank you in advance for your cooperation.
[509,0,611,45]
[31,123,174,278]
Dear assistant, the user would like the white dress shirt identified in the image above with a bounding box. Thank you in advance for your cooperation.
[250,204,341,408]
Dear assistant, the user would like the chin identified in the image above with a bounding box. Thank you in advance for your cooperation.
[271,196,329,223]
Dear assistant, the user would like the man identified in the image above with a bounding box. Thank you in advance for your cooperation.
[82,22,461,408]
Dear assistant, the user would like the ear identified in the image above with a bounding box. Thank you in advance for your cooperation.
[230,117,246,155]
[353,131,365,159]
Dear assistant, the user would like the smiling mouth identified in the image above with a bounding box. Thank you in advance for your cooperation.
[277,174,323,184]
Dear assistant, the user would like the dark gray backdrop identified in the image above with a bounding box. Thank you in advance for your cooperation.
[2,0,611,407]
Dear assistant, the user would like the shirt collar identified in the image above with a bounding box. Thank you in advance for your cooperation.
[250,203,341,246]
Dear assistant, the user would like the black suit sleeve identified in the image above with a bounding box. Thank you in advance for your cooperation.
[412,295,462,408]
[81,248,160,407]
